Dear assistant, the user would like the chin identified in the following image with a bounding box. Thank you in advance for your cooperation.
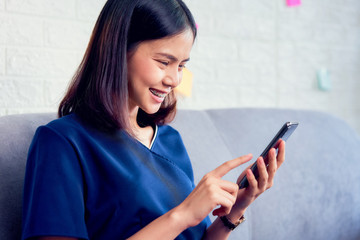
[141,105,162,115]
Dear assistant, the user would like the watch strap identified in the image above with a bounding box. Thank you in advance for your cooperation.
[220,215,246,231]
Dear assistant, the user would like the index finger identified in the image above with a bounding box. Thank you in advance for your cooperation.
[211,154,253,178]
[276,140,286,168]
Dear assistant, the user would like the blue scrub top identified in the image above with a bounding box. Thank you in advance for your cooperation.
[22,114,210,240]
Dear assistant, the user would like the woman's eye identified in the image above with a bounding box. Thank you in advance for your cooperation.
[158,60,169,66]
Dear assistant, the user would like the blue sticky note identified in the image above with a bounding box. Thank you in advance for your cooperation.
[317,68,331,91]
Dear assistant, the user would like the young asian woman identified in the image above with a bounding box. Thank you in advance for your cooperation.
[21,0,285,239]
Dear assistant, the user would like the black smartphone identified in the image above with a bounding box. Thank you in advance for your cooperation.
[238,122,299,189]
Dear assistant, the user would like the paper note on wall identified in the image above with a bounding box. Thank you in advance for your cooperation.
[317,68,331,91]
[286,0,301,7]
[175,68,193,97]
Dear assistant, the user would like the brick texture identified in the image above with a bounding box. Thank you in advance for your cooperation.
[0,48,4,75]
[0,0,359,134]
[5,0,76,18]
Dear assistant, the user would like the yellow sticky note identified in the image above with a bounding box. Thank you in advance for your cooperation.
[175,68,193,97]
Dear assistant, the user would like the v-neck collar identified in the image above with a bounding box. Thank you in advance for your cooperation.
[148,125,158,150]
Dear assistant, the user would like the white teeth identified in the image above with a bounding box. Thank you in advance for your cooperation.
[150,89,166,98]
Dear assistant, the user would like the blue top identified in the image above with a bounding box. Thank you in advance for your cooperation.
[22,114,210,240]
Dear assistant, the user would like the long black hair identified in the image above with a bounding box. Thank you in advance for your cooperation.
[58,0,197,132]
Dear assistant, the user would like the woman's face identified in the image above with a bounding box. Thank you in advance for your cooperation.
[127,29,194,115]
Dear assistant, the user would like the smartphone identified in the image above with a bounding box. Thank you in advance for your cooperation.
[238,122,299,189]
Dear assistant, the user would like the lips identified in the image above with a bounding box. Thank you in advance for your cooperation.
[150,88,167,98]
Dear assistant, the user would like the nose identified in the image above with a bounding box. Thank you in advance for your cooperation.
[163,66,181,89]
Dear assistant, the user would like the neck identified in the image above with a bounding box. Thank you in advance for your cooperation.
[129,106,154,148]
[129,108,140,131]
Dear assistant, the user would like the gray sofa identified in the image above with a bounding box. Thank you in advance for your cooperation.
[1,108,360,240]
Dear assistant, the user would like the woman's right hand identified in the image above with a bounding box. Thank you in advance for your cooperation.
[175,154,253,228]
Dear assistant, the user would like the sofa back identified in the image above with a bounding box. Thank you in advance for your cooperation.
[1,109,360,240]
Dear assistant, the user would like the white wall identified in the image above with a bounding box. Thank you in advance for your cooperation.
[0,0,359,134]
[0,0,107,115]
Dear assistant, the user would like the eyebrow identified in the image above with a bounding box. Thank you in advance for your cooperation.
[155,53,190,62]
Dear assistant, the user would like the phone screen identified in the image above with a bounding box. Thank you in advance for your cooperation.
[238,122,299,189]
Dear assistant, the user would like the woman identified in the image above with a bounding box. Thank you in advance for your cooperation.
[22,0,285,239]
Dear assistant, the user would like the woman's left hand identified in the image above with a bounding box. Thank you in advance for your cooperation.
[212,140,286,219]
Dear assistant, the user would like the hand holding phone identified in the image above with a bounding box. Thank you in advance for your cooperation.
[238,122,299,189]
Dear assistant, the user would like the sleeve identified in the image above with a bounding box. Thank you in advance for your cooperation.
[22,126,88,240]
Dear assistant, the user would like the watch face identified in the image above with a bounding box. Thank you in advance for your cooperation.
[236,215,246,226]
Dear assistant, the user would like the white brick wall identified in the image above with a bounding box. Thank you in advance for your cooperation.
[6,0,76,18]
[183,0,360,134]
[0,0,359,134]
[0,47,5,75]
[0,0,105,114]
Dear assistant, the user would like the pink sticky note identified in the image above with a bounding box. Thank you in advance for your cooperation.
[286,0,301,7]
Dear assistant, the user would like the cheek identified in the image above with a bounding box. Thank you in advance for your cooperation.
[131,60,161,84]
[139,66,162,86]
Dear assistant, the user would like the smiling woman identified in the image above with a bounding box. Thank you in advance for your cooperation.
[21,0,286,240]
[58,0,197,134]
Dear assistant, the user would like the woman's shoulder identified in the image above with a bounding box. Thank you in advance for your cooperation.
[155,124,184,146]
[47,113,81,126]
[35,113,90,140]
[153,124,194,181]
[44,113,79,128]
[157,124,181,138]
[154,125,188,158]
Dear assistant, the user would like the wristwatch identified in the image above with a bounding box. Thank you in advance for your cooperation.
[220,215,246,231]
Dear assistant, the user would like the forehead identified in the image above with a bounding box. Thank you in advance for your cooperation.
[133,29,194,60]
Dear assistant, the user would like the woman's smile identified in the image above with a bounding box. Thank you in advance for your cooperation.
[150,88,168,99]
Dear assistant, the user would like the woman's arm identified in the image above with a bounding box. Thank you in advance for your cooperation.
[127,155,254,239]
[34,211,186,240]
